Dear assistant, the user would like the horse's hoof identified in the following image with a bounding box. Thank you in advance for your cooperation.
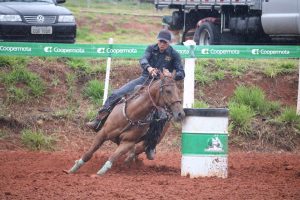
[63,170,71,174]
[90,174,100,178]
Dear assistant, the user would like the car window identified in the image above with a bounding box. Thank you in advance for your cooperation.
[0,0,54,3]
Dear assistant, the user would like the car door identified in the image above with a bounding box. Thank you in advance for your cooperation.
[261,0,300,35]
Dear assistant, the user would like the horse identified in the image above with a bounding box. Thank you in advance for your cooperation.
[65,71,185,176]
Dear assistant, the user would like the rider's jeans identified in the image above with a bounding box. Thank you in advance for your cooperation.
[102,75,149,109]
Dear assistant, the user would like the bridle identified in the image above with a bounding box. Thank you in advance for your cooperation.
[147,75,182,111]
[121,74,182,131]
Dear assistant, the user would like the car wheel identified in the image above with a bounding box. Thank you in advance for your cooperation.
[193,22,221,45]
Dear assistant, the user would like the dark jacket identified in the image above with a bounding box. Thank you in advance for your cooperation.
[139,44,185,80]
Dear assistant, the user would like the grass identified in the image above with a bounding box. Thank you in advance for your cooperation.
[276,107,300,127]
[0,65,45,103]
[194,58,298,85]
[63,0,163,44]
[229,102,255,136]
[0,56,29,68]
[193,99,209,108]
[65,0,168,16]
[230,85,280,116]
[66,73,76,102]
[52,106,77,120]
[66,58,106,74]
[21,129,57,151]
[83,79,105,105]
[85,107,98,121]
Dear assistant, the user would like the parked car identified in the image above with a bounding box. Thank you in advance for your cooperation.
[0,0,76,43]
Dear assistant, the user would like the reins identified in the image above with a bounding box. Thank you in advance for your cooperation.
[120,74,181,132]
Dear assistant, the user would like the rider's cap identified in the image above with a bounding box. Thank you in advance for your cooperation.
[157,29,171,43]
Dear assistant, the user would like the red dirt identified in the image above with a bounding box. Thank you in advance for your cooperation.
[0,151,299,200]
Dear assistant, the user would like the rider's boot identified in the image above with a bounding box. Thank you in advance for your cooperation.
[86,108,110,132]
[145,148,155,160]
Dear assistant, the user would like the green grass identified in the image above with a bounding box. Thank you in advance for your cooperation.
[66,73,77,103]
[21,129,57,151]
[52,106,77,120]
[0,56,29,68]
[193,99,209,108]
[230,85,280,116]
[83,79,105,105]
[276,107,300,126]
[194,59,297,85]
[85,107,98,121]
[65,0,168,16]
[63,0,164,44]
[66,58,106,74]
[262,60,297,78]
[229,102,255,136]
[1,66,45,102]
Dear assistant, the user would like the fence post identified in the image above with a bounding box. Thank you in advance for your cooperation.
[297,59,300,114]
[103,38,113,105]
[183,40,196,108]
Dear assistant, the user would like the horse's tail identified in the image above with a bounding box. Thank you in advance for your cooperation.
[143,110,168,150]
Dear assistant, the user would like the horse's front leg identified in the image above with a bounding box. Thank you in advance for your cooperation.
[65,132,106,174]
[124,146,137,163]
[94,141,135,176]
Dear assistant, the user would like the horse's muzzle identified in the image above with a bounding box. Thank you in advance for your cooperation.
[173,109,185,122]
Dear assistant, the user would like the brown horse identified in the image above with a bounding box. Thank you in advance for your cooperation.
[65,71,185,176]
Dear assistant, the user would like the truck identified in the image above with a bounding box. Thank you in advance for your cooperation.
[155,0,300,45]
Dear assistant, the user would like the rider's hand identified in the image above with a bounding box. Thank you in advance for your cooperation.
[162,68,172,77]
[147,66,158,77]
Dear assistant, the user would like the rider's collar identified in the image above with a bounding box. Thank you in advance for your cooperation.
[154,44,171,54]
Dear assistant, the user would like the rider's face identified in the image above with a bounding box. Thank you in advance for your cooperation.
[158,40,169,52]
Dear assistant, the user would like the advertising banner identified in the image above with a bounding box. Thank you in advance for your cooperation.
[0,42,300,58]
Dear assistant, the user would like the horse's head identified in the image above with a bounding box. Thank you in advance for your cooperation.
[157,70,185,122]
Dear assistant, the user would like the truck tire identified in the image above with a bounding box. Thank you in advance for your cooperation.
[193,22,221,45]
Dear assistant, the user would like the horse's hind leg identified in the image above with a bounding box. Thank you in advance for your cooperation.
[125,122,171,162]
[96,141,135,175]
[66,133,106,174]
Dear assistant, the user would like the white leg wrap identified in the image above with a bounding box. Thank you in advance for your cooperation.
[69,159,85,173]
[97,161,112,175]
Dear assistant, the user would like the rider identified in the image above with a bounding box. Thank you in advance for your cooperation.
[86,29,185,159]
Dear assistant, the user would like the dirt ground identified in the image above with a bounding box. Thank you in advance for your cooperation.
[1,64,300,199]
[0,150,299,200]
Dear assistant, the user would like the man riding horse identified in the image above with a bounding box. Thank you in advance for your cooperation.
[86,29,185,160]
